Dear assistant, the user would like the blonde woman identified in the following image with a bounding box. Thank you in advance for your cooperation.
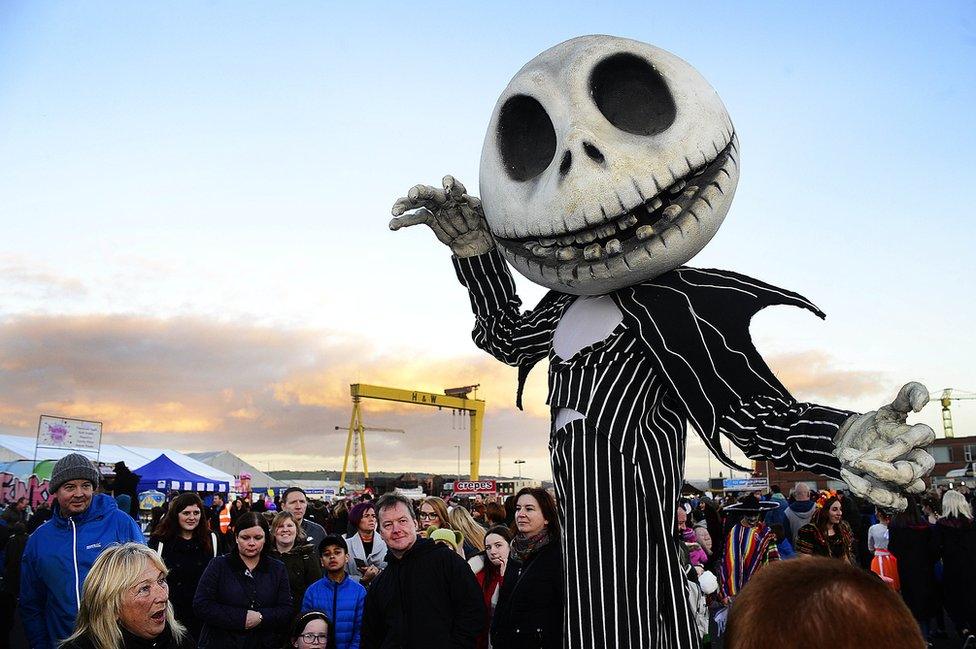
[418,497,465,558]
[449,506,486,559]
[935,490,976,643]
[268,511,321,616]
[61,542,191,649]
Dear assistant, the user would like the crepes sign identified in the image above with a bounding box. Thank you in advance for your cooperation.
[453,480,497,494]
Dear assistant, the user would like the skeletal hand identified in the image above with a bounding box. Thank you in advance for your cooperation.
[834,381,936,510]
[390,176,495,258]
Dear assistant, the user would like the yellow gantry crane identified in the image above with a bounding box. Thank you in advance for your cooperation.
[339,383,486,490]
[930,388,976,438]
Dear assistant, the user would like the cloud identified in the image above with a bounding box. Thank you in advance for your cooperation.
[0,255,88,302]
[0,313,884,480]
[765,350,887,401]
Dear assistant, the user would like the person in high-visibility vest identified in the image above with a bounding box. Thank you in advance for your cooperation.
[219,502,232,535]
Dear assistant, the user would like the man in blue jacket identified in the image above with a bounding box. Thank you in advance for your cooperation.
[20,453,144,649]
[303,534,366,649]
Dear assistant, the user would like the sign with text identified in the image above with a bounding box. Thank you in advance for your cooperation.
[453,480,497,494]
[723,477,769,491]
[36,415,102,452]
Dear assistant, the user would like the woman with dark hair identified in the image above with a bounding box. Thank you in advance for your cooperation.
[290,611,336,649]
[149,493,218,639]
[795,496,856,563]
[693,498,725,559]
[194,511,293,648]
[934,490,976,645]
[344,502,386,586]
[491,487,563,649]
[474,525,512,649]
[889,497,939,640]
[269,511,322,616]
[485,501,507,527]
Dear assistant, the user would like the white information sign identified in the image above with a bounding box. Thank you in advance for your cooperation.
[37,415,102,452]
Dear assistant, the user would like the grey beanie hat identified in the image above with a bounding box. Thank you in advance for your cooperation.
[50,453,100,492]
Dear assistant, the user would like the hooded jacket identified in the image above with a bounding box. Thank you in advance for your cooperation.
[302,574,366,649]
[360,537,484,649]
[784,500,816,543]
[20,493,145,649]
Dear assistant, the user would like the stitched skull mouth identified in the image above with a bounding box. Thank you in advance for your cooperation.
[494,134,737,272]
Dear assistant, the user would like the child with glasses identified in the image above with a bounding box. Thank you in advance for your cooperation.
[291,611,336,649]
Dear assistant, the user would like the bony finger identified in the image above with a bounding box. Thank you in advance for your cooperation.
[443,175,467,199]
[890,381,929,414]
[391,196,417,216]
[905,479,926,494]
[905,448,936,475]
[836,448,864,466]
[408,184,449,205]
[462,193,481,209]
[854,458,915,486]
[388,208,434,231]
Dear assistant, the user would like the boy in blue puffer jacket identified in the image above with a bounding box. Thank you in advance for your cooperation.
[303,534,366,649]
[20,453,144,649]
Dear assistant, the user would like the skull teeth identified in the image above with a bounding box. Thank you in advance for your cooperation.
[596,224,616,238]
[583,243,603,260]
[662,204,682,219]
[576,231,597,244]
[556,246,578,261]
[636,225,656,240]
[531,244,554,258]
[669,180,686,194]
[604,239,622,255]
[620,214,638,229]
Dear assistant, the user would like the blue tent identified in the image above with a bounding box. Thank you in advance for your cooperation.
[134,453,229,494]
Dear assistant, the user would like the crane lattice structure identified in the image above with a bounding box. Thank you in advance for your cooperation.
[930,388,976,439]
[339,383,485,489]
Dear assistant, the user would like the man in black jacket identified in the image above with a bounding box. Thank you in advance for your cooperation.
[361,493,484,649]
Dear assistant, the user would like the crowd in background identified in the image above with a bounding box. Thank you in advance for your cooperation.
[680,483,976,649]
[2,452,975,649]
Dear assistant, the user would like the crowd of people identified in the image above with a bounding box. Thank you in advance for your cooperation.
[2,451,975,649]
[679,483,976,648]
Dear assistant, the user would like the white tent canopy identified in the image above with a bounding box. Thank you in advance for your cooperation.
[0,433,234,485]
[187,450,289,490]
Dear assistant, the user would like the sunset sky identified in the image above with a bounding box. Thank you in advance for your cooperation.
[1,2,974,481]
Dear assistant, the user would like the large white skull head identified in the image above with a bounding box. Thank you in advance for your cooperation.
[479,35,739,295]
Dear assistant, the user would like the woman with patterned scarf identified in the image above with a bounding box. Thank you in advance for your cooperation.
[491,487,563,649]
[796,495,856,563]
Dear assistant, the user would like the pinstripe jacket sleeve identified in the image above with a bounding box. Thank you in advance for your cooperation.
[453,248,564,368]
[618,267,855,479]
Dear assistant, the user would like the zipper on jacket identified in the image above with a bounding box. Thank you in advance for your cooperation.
[331,579,338,634]
[71,517,81,608]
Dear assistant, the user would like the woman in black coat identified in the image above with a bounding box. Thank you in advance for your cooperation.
[934,490,976,643]
[888,498,938,639]
[193,512,293,648]
[149,493,218,639]
[491,488,563,649]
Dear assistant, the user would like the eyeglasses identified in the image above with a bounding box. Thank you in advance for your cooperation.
[419,512,438,519]
[301,633,329,645]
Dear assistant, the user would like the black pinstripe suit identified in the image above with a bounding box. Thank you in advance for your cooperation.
[454,249,854,648]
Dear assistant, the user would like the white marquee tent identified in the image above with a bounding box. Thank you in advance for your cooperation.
[0,433,234,485]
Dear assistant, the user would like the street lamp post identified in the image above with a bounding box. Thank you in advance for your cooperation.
[497,446,502,477]
[514,459,526,479]
[454,444,461,482]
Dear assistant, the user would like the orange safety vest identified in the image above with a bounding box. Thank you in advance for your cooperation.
[219,503,232,534]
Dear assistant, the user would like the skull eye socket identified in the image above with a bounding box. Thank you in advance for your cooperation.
[497,94,557,182]
[590,53,676,136]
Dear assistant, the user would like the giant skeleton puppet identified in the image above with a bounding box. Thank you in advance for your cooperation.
[390,36,936,647]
